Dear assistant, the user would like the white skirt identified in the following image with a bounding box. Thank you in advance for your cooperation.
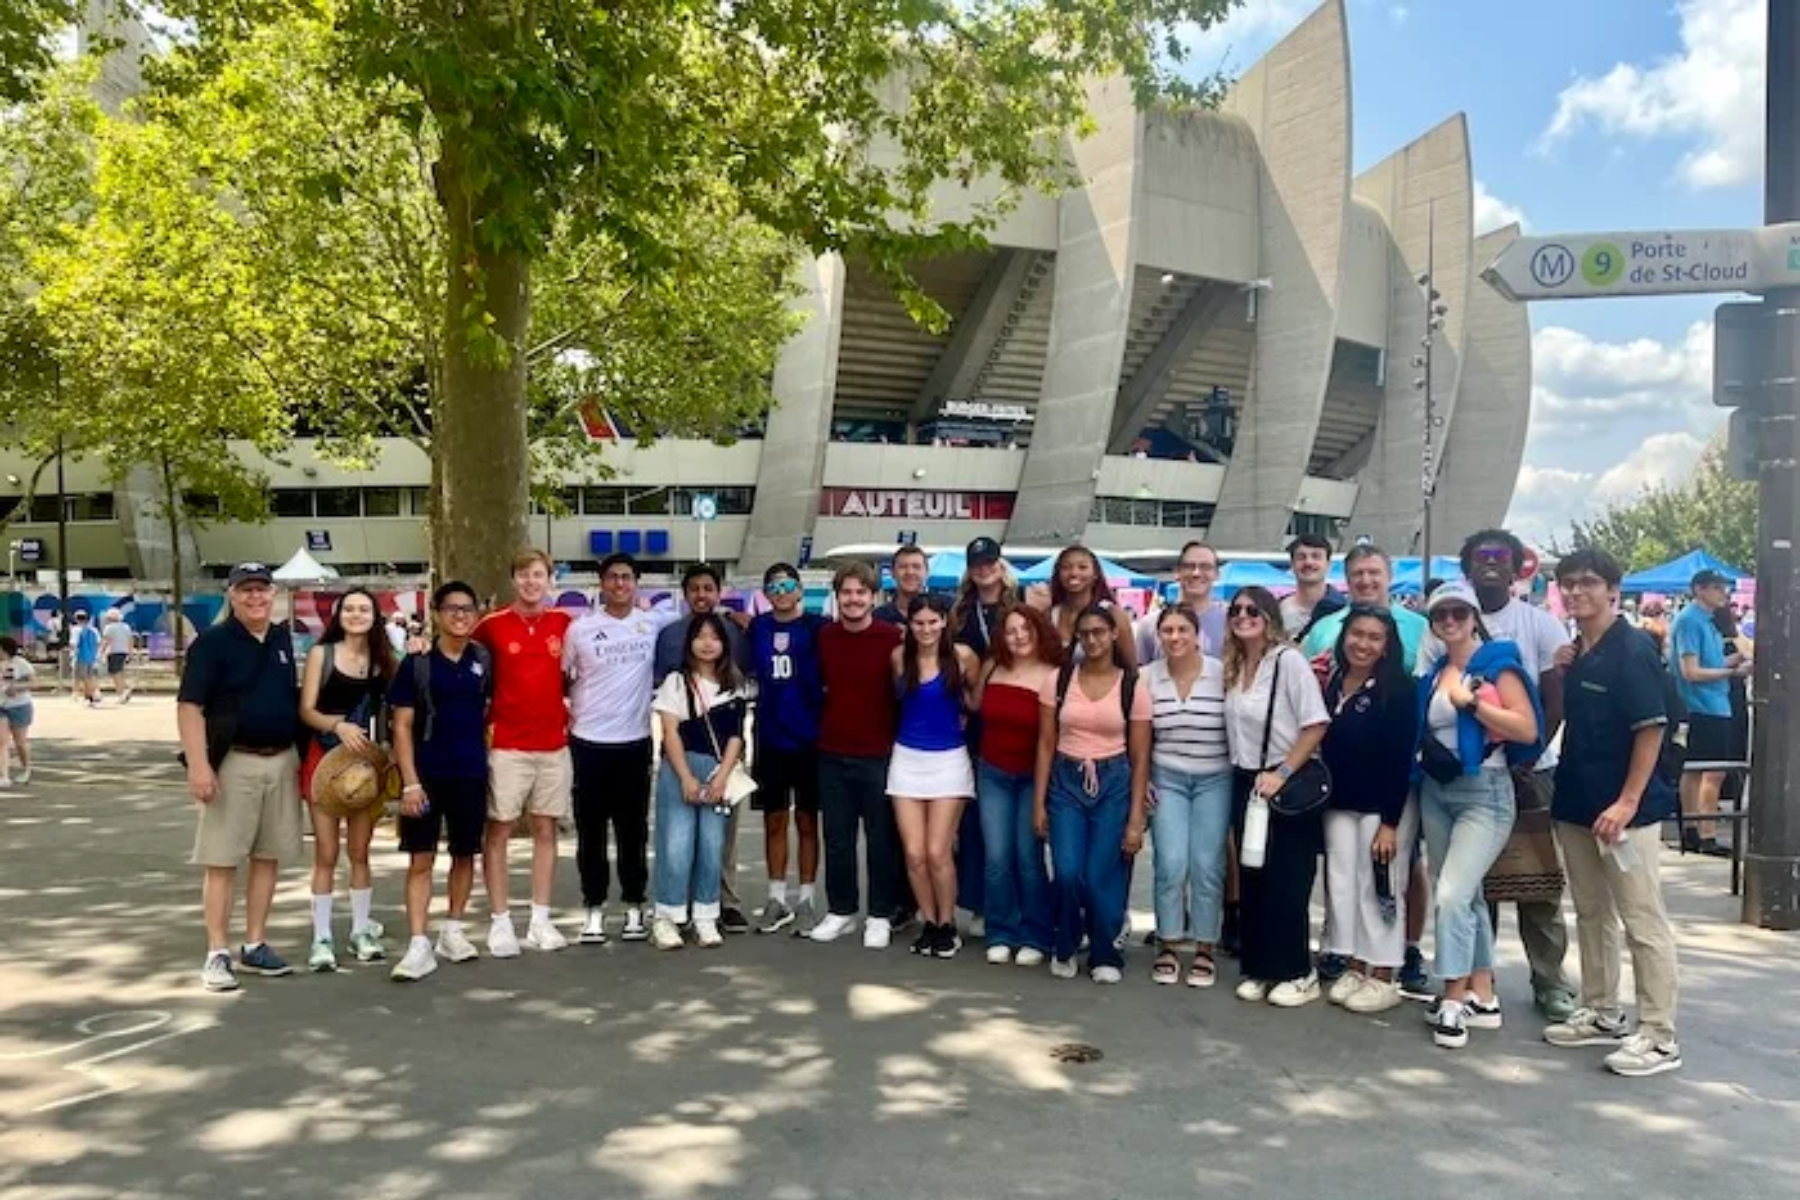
[887,743,976,800]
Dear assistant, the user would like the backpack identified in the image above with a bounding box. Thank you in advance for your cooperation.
[1053,659,1140,730]
[413,641,493,744]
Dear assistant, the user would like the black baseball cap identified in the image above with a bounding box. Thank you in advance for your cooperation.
[966,537,1003,567]
[228,562,274,587]
[1691,569,1731,590]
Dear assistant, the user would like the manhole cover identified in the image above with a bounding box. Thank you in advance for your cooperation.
[1050,1043,1104,1064]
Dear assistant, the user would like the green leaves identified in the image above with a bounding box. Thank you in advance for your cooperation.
[1565,443,1758,574]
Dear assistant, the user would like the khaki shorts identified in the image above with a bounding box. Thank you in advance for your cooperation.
[192,749,304,867]
[488,748,573,822]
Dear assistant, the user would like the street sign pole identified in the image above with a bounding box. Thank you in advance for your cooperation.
[1746,0,1800,930]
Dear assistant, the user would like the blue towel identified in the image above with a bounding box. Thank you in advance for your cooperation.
[1417,640,1545,775]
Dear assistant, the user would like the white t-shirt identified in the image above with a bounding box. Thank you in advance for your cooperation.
[1223,646,1330,772]
[1,658,34,709]
[1419,596,1569,769]
[1144,657,1230,776]
[102,621,132,655]
[563,606,678,744]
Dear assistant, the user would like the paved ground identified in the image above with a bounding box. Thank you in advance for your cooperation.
[2,697,1797,1200]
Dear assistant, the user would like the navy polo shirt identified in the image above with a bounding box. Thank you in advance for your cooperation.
[1553,617,1676,829]
[388,646,490,779]
[177,617,300,750]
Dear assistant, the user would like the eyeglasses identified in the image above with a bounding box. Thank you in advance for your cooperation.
[1472,547,1514,565]
[1430,605,1476,624]
[1558,575,1610,593]
[1227,605,1265,620]
[1076,626,1113,641]
[1178,561,1219,574]
[437,604,478,616]
[765,579,801,597]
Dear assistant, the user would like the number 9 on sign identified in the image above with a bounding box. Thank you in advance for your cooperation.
[1581,242,1624,287]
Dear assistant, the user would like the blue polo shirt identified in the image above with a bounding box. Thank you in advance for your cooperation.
[1554,618,1675,829]
[178,617,300,750]
[1670,603,1731,718]
[388,646,490,779]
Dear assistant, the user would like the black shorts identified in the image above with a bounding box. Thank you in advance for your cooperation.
[752,744,821,814]
[397,775,488,857]
[1684,713,1738,767]
[106,652,128,675]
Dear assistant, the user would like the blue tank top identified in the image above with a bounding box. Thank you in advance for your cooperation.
[750,612,824,751]
[897,673,965,752]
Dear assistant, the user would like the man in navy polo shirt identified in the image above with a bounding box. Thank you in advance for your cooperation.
[389,580,492,981]
[1545,549,1682,1078]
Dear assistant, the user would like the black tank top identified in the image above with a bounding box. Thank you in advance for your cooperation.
[315,646,386,719]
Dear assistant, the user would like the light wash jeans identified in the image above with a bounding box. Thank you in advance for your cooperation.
[1148,763,1234,944]
[976,763,1053,953]
[1419,767,1515,980]
[653,750,729,924]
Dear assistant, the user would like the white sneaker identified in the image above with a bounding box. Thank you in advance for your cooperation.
[621,907,650,942]
[12,769,27,784]
[487,916,521,959]
[1235,978,1271,1003]
[1091,965,1123,985]
[651,917,684,950]
[1015,947,1047,968]
[1345,977,1403,1014]
[808,913,857,943]
[968,914,987,939]
[1433,998,1469,1049]
[524,918,568,951]
[863,917,893,950]
[1268,973,1321,1008]
[1327,971,1366,1006]
[694,919,723,948]
[1050,957,1078,980]
[579,906,607,945]
[435,925,479,963]
[1604,1033,1683,1077]
[985,944,1013,965]
[391,940,438,982]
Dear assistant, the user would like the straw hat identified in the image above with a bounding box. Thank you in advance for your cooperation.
[311,744,401,818]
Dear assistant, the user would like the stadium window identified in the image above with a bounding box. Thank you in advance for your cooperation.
[363,488,403,517]
[315,488,361,518]
[271,490,314,518]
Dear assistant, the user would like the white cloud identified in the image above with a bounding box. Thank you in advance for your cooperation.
[1175,0,1313,75]
[1538,0,1764,188]
[1592,431,1710,502]
[1473,179,1527,234]
[1528,320,1713,437]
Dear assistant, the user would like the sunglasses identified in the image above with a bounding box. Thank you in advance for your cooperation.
[1472,547,1514,564]
[1431,605,1476,624]
[1227,605,1265,620]
[765,579,801,597]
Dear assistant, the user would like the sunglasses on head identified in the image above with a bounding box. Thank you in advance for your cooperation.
[765,579,801,597]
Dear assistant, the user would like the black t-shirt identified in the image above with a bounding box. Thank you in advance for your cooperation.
[1553,617,1676,828]
[178,617,300,750]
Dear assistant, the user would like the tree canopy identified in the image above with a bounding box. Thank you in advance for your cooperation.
[1563,443,1759,574]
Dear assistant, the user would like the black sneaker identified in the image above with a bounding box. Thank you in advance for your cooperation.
[910,922,937,956]
[720,907,751,934]
[1680,827,1703,854]
[932,923,963,959]
[1317,952,1350,983]
[1398,945,1433,1000]
[1699,838,1732,859]
[1432,999,1469,1049]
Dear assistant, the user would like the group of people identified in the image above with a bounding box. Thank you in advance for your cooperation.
[179,528,1689,1079]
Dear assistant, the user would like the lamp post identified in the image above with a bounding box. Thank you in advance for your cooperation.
[1411,201,1449,568]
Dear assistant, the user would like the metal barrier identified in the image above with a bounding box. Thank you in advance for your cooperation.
[1676,759,1752,896]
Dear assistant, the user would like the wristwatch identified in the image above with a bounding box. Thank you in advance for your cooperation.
[1275,763,1294,781]
[1457,693,1482,715]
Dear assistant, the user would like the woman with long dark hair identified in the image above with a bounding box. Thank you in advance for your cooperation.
[1033,600,1151,984]
[1320,606,1420,1014]
[650,612,750,950]
[972,604,1061,966]
[1417,582,1542,1050]
[888,594,981,957]
[1222,586,1329,1007]
[300,587,400,971]
[1044,546,1136,665]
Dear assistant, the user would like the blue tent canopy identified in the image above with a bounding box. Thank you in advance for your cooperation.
[1621,549,1748,593]
[1215,561,1293,597]
[1017,554,1155,589]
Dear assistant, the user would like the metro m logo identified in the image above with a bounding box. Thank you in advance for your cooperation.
[1529,243,1576,290]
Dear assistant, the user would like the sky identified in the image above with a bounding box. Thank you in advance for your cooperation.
[1176,0,1764,547]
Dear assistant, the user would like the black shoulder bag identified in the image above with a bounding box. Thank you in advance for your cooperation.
[1259,650,1331,816]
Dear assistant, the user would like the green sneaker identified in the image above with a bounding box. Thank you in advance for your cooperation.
[350,928,386,962]
[308,937,338,973]
[1535,985,1578,1023]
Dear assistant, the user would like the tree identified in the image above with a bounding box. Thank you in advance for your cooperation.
[158,0,1241,598]
[0,0,74,105]
[1564,444,1759,573]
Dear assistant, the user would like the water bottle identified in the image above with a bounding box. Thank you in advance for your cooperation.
[1242,795,1270,868]
[1602,831,1641,873]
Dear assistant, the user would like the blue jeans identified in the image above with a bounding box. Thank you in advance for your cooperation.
[977,763,1053,953]
[653,750,729,923]
[1047,754,1132,971]
[1420,767,1515,980]
[1148,764,1234,944]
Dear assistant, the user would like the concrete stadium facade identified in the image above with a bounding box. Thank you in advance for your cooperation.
[5,0,1529,581]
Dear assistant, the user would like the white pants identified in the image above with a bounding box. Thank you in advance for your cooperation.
[1323,802,1417,969]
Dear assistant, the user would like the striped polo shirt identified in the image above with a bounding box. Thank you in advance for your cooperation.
[1145,657,1231,776]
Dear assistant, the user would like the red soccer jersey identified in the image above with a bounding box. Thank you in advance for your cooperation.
[473,606,573,752]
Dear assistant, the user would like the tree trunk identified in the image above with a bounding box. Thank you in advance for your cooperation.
[160,453,188,674]
[432,129,532,606]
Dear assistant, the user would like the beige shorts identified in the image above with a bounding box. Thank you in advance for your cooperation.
[192,749,304,867]
[488,748,573,822]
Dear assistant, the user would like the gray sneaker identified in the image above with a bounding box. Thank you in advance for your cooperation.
[202,951,238,992]
[789,896,817,937]
[759,898,794,935]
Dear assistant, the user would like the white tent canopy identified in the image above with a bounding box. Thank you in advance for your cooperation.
[272,547,339,582]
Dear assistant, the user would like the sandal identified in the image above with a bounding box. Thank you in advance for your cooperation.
[1152,948,1180,986]
[1186,951,1217,989]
